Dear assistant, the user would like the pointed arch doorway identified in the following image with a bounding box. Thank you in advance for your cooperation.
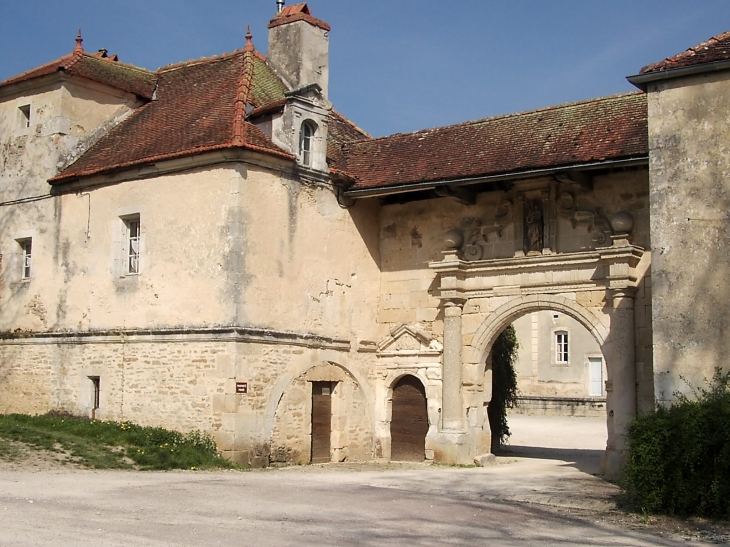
[390,375,429,461]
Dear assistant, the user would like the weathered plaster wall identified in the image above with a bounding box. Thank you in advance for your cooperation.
[2,163,381,342]
[647,71,730,404]
[267,20,329,97]
[239,172,381,341]
[0,79,139,201]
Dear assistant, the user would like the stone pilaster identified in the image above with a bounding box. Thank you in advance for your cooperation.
[603,288,637,477]
[442,298,466,431]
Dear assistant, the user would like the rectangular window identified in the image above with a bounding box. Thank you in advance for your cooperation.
[125,217,140,274]
[19,104,31,128]
[89,376,100,419]
[18,238,32,280]
[555,331,568,363]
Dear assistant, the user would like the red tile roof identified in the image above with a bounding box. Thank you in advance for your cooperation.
[50,48,293,184]
[341,92,648,191]
[326,110,371,177]
[0,40,156,99]
[268,3,331,32]
[641,30,730,74]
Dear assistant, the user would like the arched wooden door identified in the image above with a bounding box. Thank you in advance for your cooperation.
[390,376,428,461]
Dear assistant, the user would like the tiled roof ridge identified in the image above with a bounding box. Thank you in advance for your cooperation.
[360,91,645,144]
[0,49,155,93]
[81,53,155,75]
[232,51,255,145]
[331,110,371,140]
[61,50,85,71]
[640,29,730,74]
[157,48,246,73]
[0,52,73,87]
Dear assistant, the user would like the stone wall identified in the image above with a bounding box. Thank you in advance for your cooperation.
[647,70,730,404]
[0,331,374,466]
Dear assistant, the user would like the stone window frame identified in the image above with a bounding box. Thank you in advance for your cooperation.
[299,119,317,167]
[16,237,32,281]
[125,216,140,275]
[116,209,143,278]
[552,328,570,366]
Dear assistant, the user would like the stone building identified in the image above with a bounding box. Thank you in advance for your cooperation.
[0,2,728,476]
[511,311,607,417]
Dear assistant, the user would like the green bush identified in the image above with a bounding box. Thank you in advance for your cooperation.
[621,368,730,519]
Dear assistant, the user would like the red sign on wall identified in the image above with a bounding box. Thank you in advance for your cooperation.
[236,382,248,394]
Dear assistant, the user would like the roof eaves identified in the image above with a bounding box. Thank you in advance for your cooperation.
[343,156,649,199]
[627,58,730,90]
[50,142,295,185]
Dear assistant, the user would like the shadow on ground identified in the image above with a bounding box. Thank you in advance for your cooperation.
[496,444,604,475]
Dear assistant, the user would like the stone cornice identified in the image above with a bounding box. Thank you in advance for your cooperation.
[0,326,351,351]
[429,243,645,299]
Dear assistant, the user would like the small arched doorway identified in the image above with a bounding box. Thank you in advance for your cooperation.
[390,375,429,461]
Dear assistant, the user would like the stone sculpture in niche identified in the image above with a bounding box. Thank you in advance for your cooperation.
[524,199,544,254]
[556,191,614,245]
[460,200,513,261]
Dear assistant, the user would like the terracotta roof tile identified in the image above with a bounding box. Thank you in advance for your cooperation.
[326,110,370,177]
[50,49,293,184]
[641,30,730,74]
[268,2,331,31]
[343,92,648,191]
[0,49,156,99]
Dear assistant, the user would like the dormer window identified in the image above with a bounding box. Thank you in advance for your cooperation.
[19,105,31,128]
[299,120,317,167]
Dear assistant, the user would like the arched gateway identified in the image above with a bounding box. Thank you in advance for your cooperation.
[428,235,645,477]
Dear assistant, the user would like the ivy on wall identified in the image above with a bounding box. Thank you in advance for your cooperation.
[488,324,519,452]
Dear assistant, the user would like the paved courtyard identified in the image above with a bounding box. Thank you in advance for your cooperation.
[0,416,724,546]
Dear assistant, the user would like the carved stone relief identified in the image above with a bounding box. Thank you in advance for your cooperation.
[556,191,614,245]
[524,199,544,254]
[456,200,513,261]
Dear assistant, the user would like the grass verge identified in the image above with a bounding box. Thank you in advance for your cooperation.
[0,413,239,471]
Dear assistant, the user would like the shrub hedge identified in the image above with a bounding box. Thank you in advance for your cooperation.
[620,368,730,519]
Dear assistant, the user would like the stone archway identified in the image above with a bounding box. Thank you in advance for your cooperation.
[268,362,374,464]
[465,295,611,461]
[429,240,644,475]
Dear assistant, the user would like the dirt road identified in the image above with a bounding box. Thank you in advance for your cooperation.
[0,416,726,546]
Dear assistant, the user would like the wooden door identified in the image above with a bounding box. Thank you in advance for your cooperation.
[311,382,332,463]
[390,376,428,461]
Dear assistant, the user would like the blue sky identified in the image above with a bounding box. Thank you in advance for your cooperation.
[2,1,728,137]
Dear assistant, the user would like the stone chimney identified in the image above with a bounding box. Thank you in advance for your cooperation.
[267,3,330,99]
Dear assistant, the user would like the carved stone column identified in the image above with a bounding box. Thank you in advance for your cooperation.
[603,288,637,476]
[442,299,466,430]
